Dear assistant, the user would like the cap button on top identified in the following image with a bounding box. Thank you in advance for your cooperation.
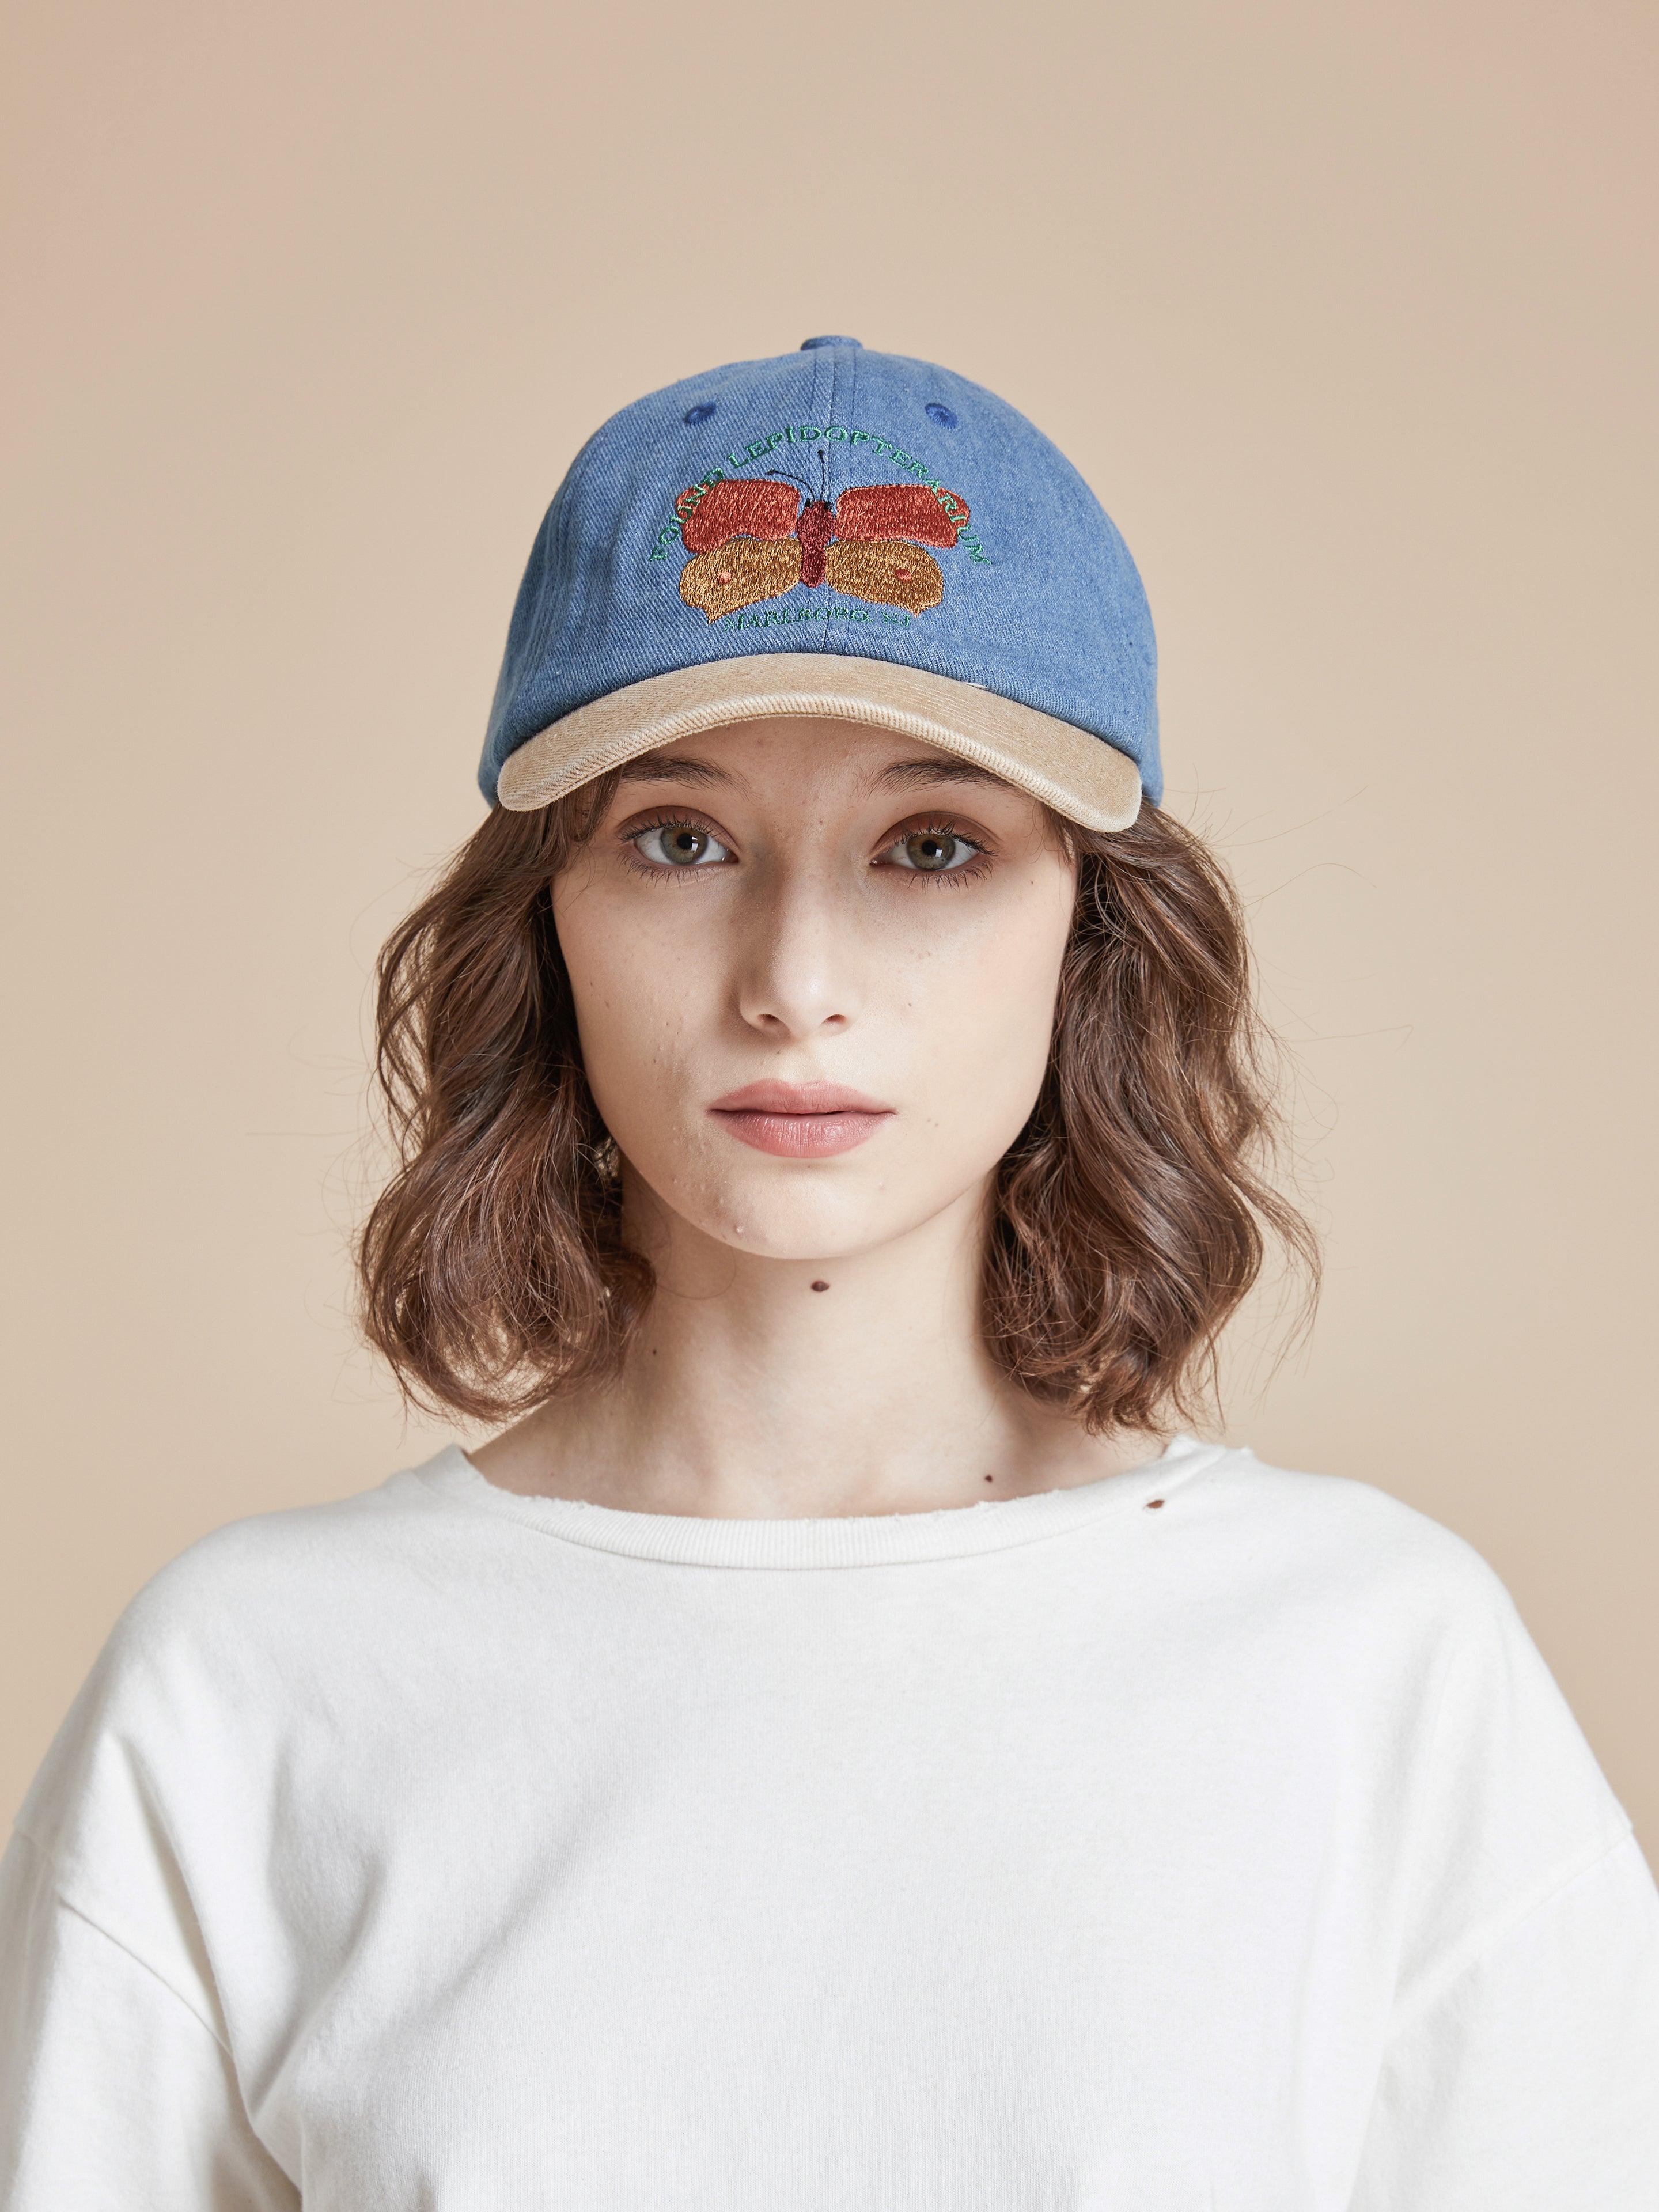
[799,335,861,350]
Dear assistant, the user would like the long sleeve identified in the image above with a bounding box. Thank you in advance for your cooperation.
[0,1828,298,2211]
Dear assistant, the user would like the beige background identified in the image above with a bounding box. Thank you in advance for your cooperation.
[3,0,1654,1842]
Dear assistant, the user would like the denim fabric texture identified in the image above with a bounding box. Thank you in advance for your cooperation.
[478,339,1161,807]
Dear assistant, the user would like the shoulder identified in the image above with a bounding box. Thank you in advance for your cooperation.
[109,1459,461,1666]
[1177,1442,1630,1843]
[1172,1442,1522,1632]
[14,1454,471,1850]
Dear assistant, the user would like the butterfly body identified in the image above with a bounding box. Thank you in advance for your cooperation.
[676,478,971,622]
[795,499,834,586]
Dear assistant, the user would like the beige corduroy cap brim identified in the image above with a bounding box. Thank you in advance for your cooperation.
[495,654,1143,834]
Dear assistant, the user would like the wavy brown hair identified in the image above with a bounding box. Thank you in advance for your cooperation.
[358,785,1315,1433]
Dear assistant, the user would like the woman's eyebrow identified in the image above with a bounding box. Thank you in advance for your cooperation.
[615,754,731,787]
[877,759,1007,790]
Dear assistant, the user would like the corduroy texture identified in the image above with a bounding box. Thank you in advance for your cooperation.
[496,655,1143,832]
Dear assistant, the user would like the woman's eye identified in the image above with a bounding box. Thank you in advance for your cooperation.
[884,828,982,873]
[631,822,731,869]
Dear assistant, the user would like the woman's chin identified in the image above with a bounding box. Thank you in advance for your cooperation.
[631,1168,968,1270]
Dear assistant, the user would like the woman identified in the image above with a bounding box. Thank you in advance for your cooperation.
[3,338,1656,2207]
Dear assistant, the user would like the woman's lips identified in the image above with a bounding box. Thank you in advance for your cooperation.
[707,1081,895,1160]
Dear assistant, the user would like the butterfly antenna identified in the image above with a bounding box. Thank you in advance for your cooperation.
[766,467,814,497]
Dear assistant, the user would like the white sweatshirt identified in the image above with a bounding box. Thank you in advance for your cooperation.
[2,1435,1656,2210]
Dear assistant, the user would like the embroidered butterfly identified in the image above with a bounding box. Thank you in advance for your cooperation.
[676,476,972,622]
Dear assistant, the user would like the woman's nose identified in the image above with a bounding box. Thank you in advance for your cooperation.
[734,879,862,1040]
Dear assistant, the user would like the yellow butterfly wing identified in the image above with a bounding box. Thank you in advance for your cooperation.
[824,540,944,613]
[680,539,802,620]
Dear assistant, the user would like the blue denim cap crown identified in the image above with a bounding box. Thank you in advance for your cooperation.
[479,339,1160,811]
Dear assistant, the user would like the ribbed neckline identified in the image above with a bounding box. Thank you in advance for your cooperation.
[410,1435,1228,1570]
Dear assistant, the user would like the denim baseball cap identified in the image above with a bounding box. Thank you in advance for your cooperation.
[480,338,1160,832]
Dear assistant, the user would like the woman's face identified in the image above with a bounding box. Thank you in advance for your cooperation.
[552,717,1077,1264]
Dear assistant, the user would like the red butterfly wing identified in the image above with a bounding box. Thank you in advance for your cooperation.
[677,479,800,554]
[833,484,968,549]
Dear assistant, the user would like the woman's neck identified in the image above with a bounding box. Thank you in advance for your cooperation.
[468,1173,1162,1518]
